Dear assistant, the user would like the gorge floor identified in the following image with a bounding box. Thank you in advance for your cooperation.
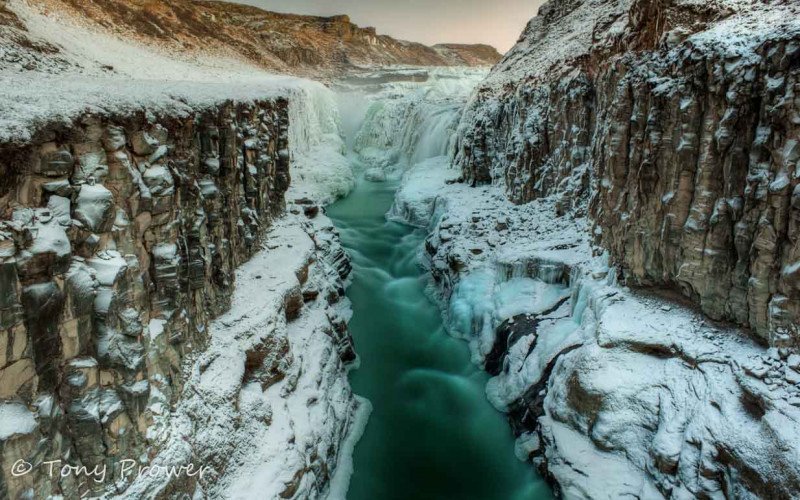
[326,174,553,500]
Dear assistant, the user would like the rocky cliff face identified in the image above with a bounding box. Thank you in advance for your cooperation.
[455,0,800,345]
[2,0,502,78]
[0,96,355,497]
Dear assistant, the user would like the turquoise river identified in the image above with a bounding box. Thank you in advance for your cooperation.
[326,173,553,500]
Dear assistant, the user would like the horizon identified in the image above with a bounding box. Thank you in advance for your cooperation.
[230,0,546,53]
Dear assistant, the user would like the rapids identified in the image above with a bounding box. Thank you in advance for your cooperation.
[320,69,554,500]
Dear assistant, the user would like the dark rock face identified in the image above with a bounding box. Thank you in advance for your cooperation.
[0,98,290,498]
[592,39,800,346]
[455,0,800,346]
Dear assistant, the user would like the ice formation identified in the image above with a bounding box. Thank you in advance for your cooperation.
[338,68,488,179]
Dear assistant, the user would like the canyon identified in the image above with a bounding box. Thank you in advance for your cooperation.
[1,0,800,499]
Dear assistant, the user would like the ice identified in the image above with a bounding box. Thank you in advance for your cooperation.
[448,270,496,343]
[494,278,567,321]
[388,156,460,227]
[341,68,488,179]
[324,396,373,500]
[447,270,570,364]
[288,81,356,204]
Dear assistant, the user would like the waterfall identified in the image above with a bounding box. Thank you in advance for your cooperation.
[340,68,488,178]
[287,80,355,203]
[282,69,489,203]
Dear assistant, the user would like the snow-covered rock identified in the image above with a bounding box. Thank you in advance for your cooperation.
[454,0,800,344]
[395,156,800,498]
[388,1,800,494]
[122,208,360,499]
[0,85,361,498]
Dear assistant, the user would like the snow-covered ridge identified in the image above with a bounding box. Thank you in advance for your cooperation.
[0,73,300,144]
[1,0,501,79]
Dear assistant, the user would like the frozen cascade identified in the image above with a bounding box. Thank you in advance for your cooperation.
[287,80,356,204]
[343,68,488,177]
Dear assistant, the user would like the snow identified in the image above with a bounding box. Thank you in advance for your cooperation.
[121,207,358,499]
[0,1,321,150]
[542,419,663,499]
[6,0,275,81]
[9,0,799,494]
[0,72,302,145]
[0,4,369,495]
[87,250,126,287]
[26,216,71,260]
[686,1,800,63]
[0,402,38,439]
[147,319,166,341]
[73,183,113,231]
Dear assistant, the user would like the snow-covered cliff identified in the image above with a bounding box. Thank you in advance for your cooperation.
[455,0,800,343]
[0,0,369,493]
[0,76,364,498]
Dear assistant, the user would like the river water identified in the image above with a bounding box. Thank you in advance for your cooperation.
[326,171,553,500]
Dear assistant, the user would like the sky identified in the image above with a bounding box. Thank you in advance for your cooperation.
[232,0,545,53]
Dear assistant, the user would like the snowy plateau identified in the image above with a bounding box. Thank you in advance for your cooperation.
[1,0,800,498]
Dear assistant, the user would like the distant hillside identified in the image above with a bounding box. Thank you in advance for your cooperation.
[0,0,501,78]
[432,44,503,67]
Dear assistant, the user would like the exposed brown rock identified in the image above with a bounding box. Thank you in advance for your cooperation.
[8,0,502,78]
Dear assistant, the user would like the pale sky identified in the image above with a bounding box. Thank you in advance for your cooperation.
[232,0,545,53]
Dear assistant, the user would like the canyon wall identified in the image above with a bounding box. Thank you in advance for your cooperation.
[0,96,351,497]
[454,0,800,345]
